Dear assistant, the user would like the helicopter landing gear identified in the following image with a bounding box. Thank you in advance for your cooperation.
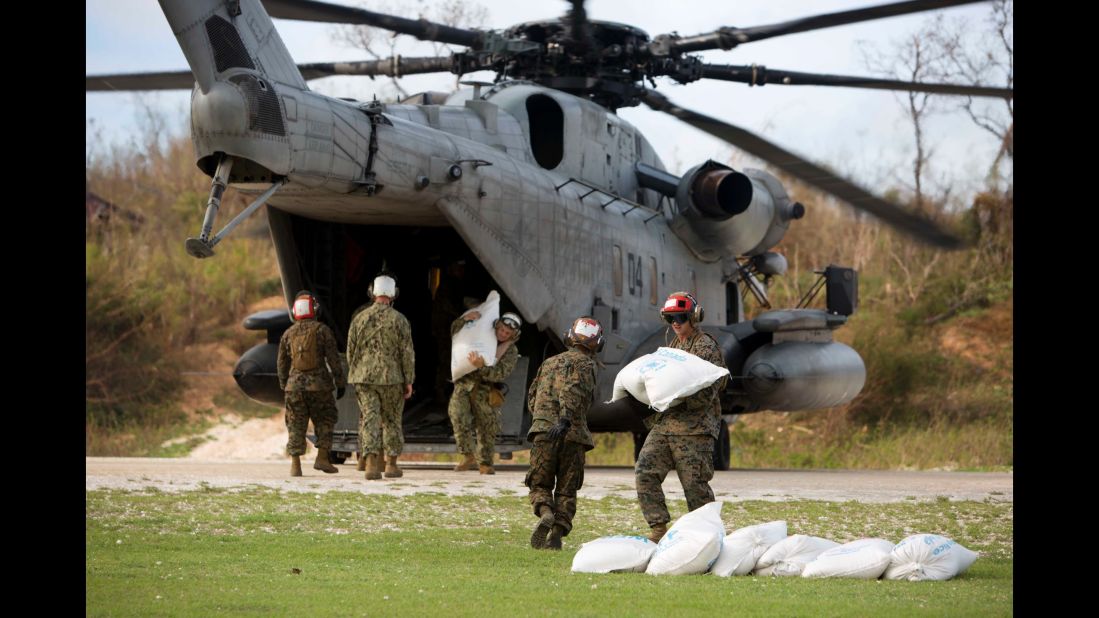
[185,155,284,259]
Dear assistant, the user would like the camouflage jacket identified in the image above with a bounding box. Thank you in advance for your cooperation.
[346,303,415,385]
[647,330,728,438]
[277,319,346,392]
[450,315,520,387]
[526,347,597,449]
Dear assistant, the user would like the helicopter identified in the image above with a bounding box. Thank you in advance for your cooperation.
[85,0,1012,469]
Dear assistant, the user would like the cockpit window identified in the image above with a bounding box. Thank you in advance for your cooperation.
[526,94,564,169]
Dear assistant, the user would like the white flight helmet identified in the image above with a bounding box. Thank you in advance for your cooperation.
[369,274,398,299]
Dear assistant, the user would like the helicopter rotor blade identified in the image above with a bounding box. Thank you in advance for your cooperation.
[640,90,963,249]
[663,0,986,53]
[566,0,592,52]
[86,71,197,91]
[261,0,483,48]
[87,55,458,91]
[700,64,1013,99]
[298,56,456,79]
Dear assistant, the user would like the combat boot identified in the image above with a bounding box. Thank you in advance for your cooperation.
[479,463,495,475]
[384,455,403,478]
[454,453,477,471]
[545,524,567,550]
[364,453,382,480]
[357,453,366,472]
[530,505,554,549]
[313,448,338,474]
[648,523,668,543]
[290,455,302,477]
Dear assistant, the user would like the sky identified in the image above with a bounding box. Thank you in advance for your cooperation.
[86,0,1011,207]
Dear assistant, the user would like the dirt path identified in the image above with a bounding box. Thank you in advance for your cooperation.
[86,457,1012,503]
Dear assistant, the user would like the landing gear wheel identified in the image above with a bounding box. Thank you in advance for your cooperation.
[329,451,348,465]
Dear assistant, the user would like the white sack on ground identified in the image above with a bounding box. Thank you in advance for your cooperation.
[610,347,729,412]
[450,291,500,381]
[710,520,788,577]
[802,538,895,579]
[571,535,657,573]
[754,535,840,577]
[646,502,725,576]
[884,534,978,581]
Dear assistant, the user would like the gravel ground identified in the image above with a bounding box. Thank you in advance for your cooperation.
[86,457,1012,503]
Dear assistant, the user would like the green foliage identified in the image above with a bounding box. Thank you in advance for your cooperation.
[86,126,280,454]
[86,490,1013,616]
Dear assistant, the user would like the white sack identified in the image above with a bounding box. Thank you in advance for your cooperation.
[884,534,978,581]
[646,502,725,576]
[571,535,657,573]
[710,520,788,577]
[754,535,840,577]
[610,347,729,412]
[801,538,895,579]
[450,291,500,381]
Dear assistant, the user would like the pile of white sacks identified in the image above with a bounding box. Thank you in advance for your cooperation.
[571,502,978,581]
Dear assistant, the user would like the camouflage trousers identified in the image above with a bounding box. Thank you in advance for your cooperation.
[525,434,586,535]
[284,390,337,457]
[635,433,715,527]
[355,383,405,457]
[447,381,500,465]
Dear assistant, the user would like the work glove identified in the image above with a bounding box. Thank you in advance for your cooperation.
[546,418,572,441]
[336,387,346,399]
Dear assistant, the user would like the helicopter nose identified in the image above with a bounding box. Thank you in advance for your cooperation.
[191,80,248,134]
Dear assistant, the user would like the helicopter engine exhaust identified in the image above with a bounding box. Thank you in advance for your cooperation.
[638,160,805,260]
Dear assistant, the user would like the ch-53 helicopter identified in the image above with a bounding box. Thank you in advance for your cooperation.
[86,0,1012,468]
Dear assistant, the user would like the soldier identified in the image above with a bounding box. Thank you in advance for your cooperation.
[347,272,415,480]
[277,291,346,477]
[635,291,728,542]
[525,317,603,550]
[448,310,522,474]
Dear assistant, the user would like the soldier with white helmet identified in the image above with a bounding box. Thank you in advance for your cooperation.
[448,308,523,474]
[525,316,603,550]
[346,271,415,480]
[277,291,345,477]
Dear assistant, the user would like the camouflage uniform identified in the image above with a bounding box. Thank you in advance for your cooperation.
[277,319,346,457]
[524,347,597,536]
[447,315,520,465]
[347,303,415,457]
[635,330,728,527]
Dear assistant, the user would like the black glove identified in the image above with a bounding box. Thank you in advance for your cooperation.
[546,418,572,441]
[336,387,346,399]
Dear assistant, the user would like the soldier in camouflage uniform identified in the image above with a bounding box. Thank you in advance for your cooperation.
[448,310,522,474]
[277,291,346,477]
[635,291,729,542]
[347,273,415,480]
[525,317,603,551]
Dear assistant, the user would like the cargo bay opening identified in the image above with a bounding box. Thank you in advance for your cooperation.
[267,208,555,461]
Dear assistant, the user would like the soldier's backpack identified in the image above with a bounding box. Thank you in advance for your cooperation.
[290,324,320,371]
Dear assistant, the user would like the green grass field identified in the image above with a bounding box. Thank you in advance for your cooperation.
[86,489,1012,616]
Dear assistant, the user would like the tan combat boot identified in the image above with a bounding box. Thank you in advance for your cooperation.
[313,448,338,474]
[357,452,366,471]
[530,505,555,549]
[384,455,403,478]
[648,523,668,543]
[364,453,382,480]
[479,463,495,475]
[454,453,477,471]
[290,455,302,477]
[545,524,567,550]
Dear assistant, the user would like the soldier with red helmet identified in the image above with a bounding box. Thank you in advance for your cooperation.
[277,291,346,477]
[635,291,728,542]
